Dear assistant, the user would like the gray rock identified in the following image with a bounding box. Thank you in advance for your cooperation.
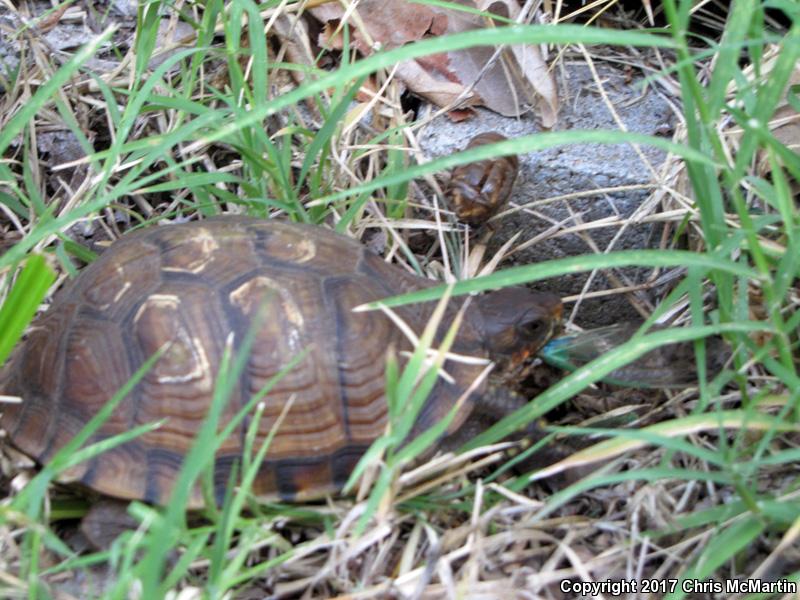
[419,64,677,327]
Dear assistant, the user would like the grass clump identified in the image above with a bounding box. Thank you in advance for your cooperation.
[0,0,798,597]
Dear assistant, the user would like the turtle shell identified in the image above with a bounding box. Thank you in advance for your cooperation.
[448,132,518,225]
[0,218,488,505]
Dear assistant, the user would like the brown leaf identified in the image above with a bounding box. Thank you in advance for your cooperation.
[446,108,477,122]
[310,0,559,125]
[312,0,435,49]
[318,20,345,51]
[395,58,480,109]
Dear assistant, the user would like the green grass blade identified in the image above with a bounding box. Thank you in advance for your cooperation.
[664,516,765,600]
[314,130,717,209]
[0,255,56,366]
[357,250,760,310]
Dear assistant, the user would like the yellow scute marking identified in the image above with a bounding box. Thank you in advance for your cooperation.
[229,276,305,352]
[133,294,212,388]
[289,238,316,263]
[161,228,220,274]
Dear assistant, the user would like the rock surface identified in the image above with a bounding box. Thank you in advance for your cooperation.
[419,63,678,327]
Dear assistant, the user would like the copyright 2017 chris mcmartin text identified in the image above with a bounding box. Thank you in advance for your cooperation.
[560,578,797,596]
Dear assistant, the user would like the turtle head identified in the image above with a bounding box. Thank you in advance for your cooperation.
[476,287,562,381]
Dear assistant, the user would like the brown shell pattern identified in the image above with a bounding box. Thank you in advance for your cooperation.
[449,132,519,225]
[0,218,488,505]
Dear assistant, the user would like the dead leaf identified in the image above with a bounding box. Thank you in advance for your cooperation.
[318,20,345,51]
[310,0,559,126]
[472,0,558,124]
[395,57,481,109]
[508,39,558,126]
[446,108,477,122]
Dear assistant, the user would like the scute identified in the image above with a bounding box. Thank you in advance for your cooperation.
[0,217,489,506]
[80,240,162,317]
[62,316,132,425]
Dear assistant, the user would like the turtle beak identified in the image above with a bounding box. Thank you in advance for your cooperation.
[516,294,563,377]
[553,301,563,323]
[527,292,563,351]
[541,292,563,325]
[548,298,563,340]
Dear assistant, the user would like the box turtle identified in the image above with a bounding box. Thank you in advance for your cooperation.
[0,217,561,514]
[448,132,519,225]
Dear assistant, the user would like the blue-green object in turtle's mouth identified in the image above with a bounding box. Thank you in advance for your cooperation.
[539,323,730,389]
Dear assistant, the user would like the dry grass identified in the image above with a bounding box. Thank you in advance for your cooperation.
[1,0,798,598]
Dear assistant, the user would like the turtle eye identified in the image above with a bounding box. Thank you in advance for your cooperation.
[520,319,547,339]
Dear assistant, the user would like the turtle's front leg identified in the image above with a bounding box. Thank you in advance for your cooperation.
[440,384,572,479]
[80,499,140,550]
